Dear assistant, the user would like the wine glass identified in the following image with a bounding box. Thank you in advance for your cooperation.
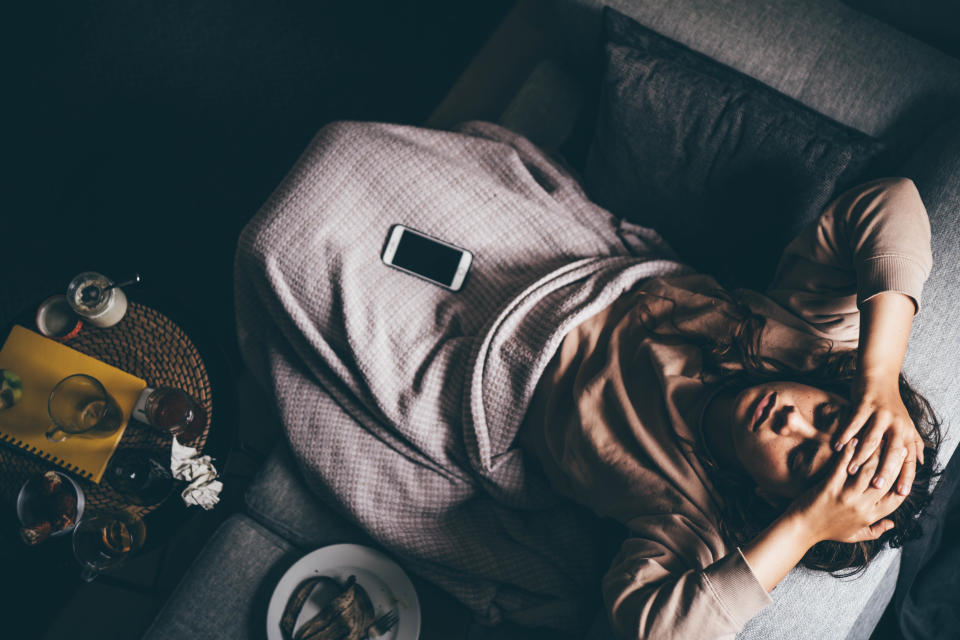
[106,450,175,506]
[71,511,146,582]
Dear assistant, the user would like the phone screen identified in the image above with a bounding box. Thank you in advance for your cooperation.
[392,229,463,286]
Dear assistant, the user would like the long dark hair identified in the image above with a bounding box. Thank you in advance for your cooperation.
[633,280,942,576]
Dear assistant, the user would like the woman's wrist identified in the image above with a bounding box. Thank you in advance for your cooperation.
[857,292,915,382]
[853,372,900,397]
[740,513,818,592]
[780,510,823,548]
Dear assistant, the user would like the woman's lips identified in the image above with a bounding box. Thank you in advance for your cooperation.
[752,391,776,431]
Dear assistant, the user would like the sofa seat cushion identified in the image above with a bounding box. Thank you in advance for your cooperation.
[244,442,374,549]
[142,514,298,640]
[241,443,489,640]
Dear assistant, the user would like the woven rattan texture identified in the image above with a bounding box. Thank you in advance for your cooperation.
[0,302,213,520]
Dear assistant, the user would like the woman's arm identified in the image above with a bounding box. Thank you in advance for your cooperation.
[833,291,925,495]
[765,178,931,497]
[606,443,905,639]
[766,177,932,345]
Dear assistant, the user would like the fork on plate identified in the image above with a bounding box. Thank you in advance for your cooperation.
[367,609,398,638]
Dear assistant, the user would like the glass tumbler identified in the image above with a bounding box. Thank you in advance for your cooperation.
[133,387,206,442]
[72,510,146,582]
[46,374,123,442]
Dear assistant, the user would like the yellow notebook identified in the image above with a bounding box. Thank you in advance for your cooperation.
[0,326,147,483]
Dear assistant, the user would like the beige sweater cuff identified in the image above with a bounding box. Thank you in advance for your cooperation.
[857,254,929,316]
[701,549,774,627]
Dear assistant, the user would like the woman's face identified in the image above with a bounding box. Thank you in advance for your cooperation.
[728,381,851,500]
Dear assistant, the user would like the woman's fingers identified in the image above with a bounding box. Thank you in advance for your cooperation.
[827,439,858,489]
[834,407,871,451]
[862,519,895,541]
[848,415,884,473]
[894,449,917,496]
[876,480,910,516]
[852,447,882,493]
[842,519,895,543]
[871,444,910,491]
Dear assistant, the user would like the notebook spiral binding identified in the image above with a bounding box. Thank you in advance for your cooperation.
[0,432,94,480]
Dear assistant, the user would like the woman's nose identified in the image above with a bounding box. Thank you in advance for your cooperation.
[773,406,819,438]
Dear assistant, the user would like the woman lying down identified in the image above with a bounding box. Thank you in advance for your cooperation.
[234,120,941,640]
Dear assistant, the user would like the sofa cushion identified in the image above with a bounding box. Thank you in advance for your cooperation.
[242,443,496,640]
[584,7,886,291]
[555,0,960,140]
[244,442,374,549]
[898,116,960,469]
[142,514,298,640]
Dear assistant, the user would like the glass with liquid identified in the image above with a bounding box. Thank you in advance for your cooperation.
[132,387,206,442]
[72,511,146,581]
[46,374,123,442]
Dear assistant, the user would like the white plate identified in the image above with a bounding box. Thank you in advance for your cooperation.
[266,543,421,640]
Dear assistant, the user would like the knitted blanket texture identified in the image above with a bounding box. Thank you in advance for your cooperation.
[234,120,691,630]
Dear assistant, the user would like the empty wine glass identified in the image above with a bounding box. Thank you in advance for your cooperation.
[72,510,146,582]
[106,450,175,506]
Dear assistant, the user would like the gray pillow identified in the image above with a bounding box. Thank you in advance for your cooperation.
[585,8,886,291]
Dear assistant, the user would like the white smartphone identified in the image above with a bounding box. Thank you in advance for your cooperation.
[381,224,473,292]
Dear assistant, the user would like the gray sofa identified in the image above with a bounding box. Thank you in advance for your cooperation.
[142,1,960,638]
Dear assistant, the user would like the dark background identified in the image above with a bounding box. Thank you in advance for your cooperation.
[3,0,512,364]
[3,2,511,637]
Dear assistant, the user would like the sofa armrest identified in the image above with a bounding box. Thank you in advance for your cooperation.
[426,0,559,130]
[498,60,584,152]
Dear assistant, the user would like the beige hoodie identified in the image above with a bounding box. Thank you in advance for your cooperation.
[518,177,932,639]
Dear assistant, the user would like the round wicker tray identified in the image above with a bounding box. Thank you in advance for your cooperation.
[0,302,213,521]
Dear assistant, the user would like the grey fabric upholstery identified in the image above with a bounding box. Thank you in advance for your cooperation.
[898,117,960,470]
[739,550,900,639]
[586,7,886,291]
[244,443,374,550]
[845,555,902,640]
[499,60,584,153]
[554,0,960,139]
[244,444,527,640]
[142,514,298,640]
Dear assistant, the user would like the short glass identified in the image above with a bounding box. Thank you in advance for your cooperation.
[133,387,206,442]
[46,374,123,443]
[72,510,146,582]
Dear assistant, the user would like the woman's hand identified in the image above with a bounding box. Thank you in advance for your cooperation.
[788,440,908,544]
[833,376,922,496]
[839,291,922,497]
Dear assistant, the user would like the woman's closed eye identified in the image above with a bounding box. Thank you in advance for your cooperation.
[789,440,819,479]
[815,402,836,430]
[816,402,850,434]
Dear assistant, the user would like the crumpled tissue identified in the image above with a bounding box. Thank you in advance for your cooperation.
[170,437,223,510]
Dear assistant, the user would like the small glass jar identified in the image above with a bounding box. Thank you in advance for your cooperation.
[66,271,129,328]
[132,387,206,442]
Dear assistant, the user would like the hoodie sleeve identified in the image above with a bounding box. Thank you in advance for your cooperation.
[765,177,932,343]
[603,526,773,640]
